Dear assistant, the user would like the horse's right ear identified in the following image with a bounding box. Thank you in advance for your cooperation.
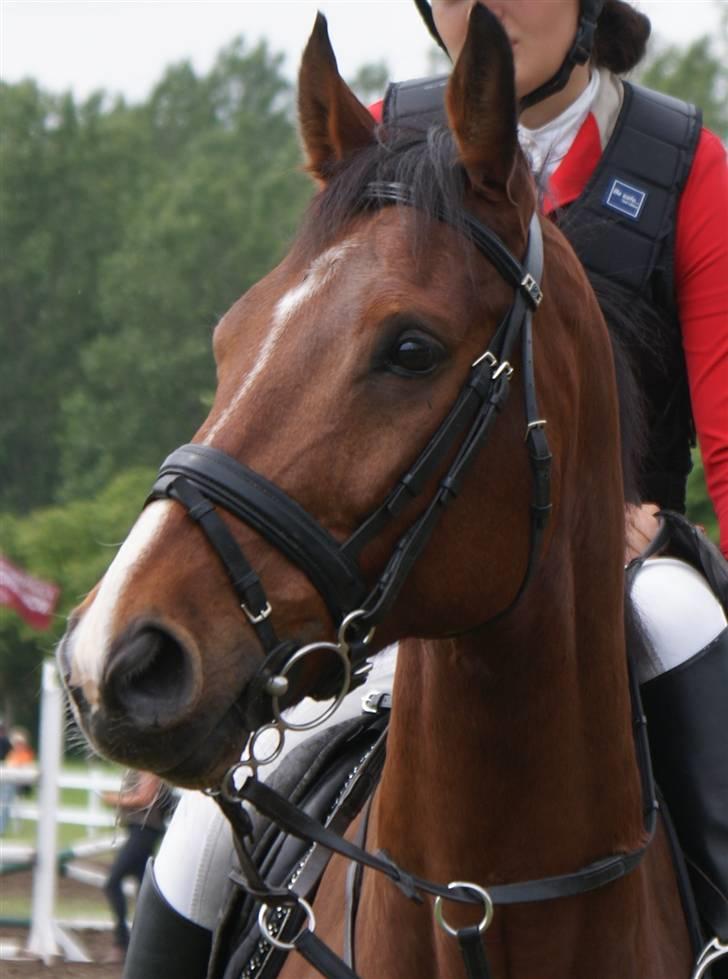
[298,14,377,183]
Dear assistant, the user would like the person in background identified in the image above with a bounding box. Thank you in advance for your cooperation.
[0,727,36,834]
[101,770,168,963]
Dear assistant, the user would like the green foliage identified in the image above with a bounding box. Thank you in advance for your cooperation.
[638,8,728,140]
[0,82,151,512]
[1,38,311,511]
[349,61,390,105]
[686,449,719,543]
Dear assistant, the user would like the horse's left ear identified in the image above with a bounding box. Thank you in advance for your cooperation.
[446,4,520,196]
[298,14,377,183]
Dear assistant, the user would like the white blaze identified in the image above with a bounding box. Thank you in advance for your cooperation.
[69,500,175,700]
[205,241,359,442]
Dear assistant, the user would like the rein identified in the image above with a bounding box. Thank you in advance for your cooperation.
[148,183,658,977]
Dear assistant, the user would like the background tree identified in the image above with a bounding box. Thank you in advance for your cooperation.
[638,2,728,140]
[349,61,390,105]
[0,39,311,511]
[0,83,151,513]
[57,40,311,498]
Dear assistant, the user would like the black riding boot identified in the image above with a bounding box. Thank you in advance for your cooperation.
[641,628,728,978]
[122,859,212,979]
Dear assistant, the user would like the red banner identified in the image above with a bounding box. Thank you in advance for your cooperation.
[0,555,61,631]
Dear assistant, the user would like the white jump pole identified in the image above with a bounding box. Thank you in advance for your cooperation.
[26,659,90,964]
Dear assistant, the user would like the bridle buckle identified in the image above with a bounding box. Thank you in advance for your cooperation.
[521,272,543,308]
[242,600,272,625]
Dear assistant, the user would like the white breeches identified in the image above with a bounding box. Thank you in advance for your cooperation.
[155,557,726,929]
[631,556,727,683]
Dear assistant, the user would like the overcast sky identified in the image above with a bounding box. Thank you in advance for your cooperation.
[1,1,723,103]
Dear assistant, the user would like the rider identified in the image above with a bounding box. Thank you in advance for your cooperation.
[123,3,728,976]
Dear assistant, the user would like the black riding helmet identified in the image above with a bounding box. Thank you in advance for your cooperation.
[413,0,606,109]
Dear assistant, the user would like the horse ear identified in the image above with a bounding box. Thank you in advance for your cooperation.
[298,14,377,182]
[445,4,520,196]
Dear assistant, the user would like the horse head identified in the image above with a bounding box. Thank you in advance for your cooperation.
[58,8,619,788]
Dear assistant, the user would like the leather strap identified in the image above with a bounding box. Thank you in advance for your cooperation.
[153,444,368,625]
[151,200,550,683]
[457,926,493,979]
[238,751,657,907]
[165,475,279,651]
[343,797,373,970]
[361,183,543,302]
[294,930,359,979]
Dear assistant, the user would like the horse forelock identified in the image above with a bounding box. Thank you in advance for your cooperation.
[293,124,530,273]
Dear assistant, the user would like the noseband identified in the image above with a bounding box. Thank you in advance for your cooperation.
[149,181,551,730]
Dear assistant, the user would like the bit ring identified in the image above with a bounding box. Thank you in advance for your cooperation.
[434,881,494,937]
[258,896,316,950]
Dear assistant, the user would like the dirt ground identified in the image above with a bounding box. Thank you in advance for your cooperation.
[1,870,125,978]
[1,930,123,979]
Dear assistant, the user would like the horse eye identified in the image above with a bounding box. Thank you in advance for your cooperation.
[387,333,443,376]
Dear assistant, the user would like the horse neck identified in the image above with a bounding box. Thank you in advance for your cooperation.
[345,557,692,975]
[369,547,646,918]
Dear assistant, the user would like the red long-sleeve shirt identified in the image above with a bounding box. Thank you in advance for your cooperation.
[371,97,728,555]
[547,116,728,557]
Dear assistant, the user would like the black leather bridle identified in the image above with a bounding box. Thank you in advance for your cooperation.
[147,182,661,978]
[150,181,552,731]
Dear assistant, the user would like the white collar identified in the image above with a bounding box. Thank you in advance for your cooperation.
[518,70,601,182]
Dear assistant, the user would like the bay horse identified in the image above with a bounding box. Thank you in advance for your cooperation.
[58,8,694,978]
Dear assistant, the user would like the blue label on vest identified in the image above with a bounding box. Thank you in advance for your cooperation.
[603,178,647,220]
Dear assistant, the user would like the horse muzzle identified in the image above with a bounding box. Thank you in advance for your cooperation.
[57,617,255,785]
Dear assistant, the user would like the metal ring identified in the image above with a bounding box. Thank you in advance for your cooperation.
[692,938,728,979]
[220,761,257,802]
[271,641,351,732]
[258,896,316,950]
[433,881,494,938]
[249,723,285,767]
[338,609,376,649]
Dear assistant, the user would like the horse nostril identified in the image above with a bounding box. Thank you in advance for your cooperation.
[102,626,197,728]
